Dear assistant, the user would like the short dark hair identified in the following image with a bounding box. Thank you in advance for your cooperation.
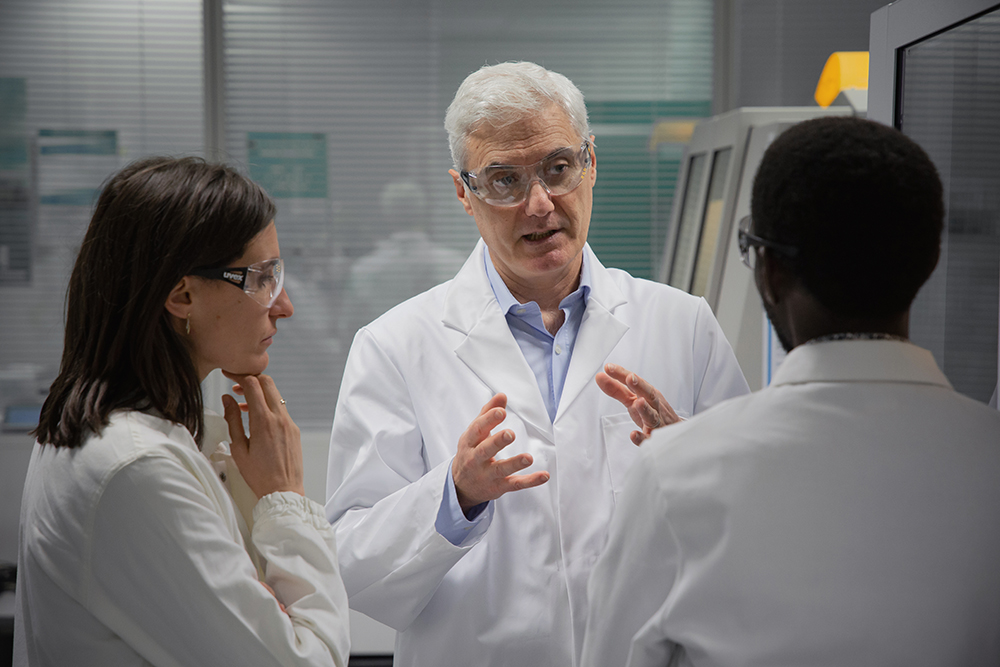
[750,116,944,318]
[34,156,276,449]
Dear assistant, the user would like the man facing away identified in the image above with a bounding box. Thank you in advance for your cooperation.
[325,62,749,667]
[583,116,1000,667]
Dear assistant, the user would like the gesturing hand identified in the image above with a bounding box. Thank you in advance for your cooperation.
[451,393,550,516]
[222,371,305,499]
[595,363,681,446]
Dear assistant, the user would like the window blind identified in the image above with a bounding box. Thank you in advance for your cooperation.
[221,0,714,428]
[0,0,204,425]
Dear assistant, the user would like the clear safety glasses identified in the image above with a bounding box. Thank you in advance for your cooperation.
[737,215,799,270]
[191,257,285,308]
[460,141,592,207]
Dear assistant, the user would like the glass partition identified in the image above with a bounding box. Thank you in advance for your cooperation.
[669,152,708,290]
[690,147,732,297]
[899,5,1000,403]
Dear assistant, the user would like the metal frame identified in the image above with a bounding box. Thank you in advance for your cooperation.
[203,0,226,162]
[869,0,1000,126]
[200,0,229,417]
[713,0,739,115]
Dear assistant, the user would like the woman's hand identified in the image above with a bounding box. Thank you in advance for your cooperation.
[222,371,305,498]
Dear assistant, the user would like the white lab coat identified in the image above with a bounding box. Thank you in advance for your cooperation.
[15,410,351,667]
[325,240,749,667]
[583,339,1000,667]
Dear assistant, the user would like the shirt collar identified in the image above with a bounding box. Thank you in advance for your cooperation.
[771,338,952,388]
[483,248,592,314]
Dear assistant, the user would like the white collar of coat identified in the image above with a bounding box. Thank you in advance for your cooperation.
[201,410,232,457]
[125,408,231,456]
[122,409,197,449]
[770,338,952,389]
[441,238,627,334]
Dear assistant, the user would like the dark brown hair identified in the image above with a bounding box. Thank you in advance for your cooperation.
[34,156,276,448]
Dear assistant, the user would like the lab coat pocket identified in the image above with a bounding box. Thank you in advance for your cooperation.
[601,413,642,499]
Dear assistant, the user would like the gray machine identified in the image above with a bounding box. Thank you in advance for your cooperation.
[658,107,852,389]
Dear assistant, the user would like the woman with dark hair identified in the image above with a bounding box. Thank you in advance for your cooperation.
[13,156,350,666]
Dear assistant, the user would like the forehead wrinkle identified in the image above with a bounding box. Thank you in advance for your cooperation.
[480,145,578,171]
[465,108,581,171]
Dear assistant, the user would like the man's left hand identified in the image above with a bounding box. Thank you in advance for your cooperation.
[595,363,681,446]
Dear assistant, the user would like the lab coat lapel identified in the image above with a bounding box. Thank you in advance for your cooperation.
[555,247,629,422]
[443,240,555,441]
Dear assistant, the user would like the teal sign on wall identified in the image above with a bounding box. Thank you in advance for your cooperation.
[0,78,28,170]
[38,129,117,156]
[248,132,328,198]
[37,129,119,206]
[0,78,31,282]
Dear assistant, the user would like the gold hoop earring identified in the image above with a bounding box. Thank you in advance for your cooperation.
[186,316,191,335]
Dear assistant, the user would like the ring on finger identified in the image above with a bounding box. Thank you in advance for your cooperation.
[279,398,287,405]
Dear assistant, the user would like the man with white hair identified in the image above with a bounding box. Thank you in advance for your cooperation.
[325,62,749,666]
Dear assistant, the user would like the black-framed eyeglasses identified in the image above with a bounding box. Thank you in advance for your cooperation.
[460,140,592,207]
[737,215,799,269]
[190,257,285,308]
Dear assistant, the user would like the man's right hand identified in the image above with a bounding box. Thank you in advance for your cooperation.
[451,393,550,516]
[595,363,682,446]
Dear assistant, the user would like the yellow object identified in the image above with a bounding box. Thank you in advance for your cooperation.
[814,52,869,108]
[649,120,697,150]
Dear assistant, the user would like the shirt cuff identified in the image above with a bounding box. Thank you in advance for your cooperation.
[253,491,330,531]
[435,462,491,546]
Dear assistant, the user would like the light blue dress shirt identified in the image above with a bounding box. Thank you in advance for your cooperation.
[436,249,592,544]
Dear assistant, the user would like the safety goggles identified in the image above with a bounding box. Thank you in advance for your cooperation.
[460,141,592,207]
[190,257,285,308]
[737,215,798,269]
